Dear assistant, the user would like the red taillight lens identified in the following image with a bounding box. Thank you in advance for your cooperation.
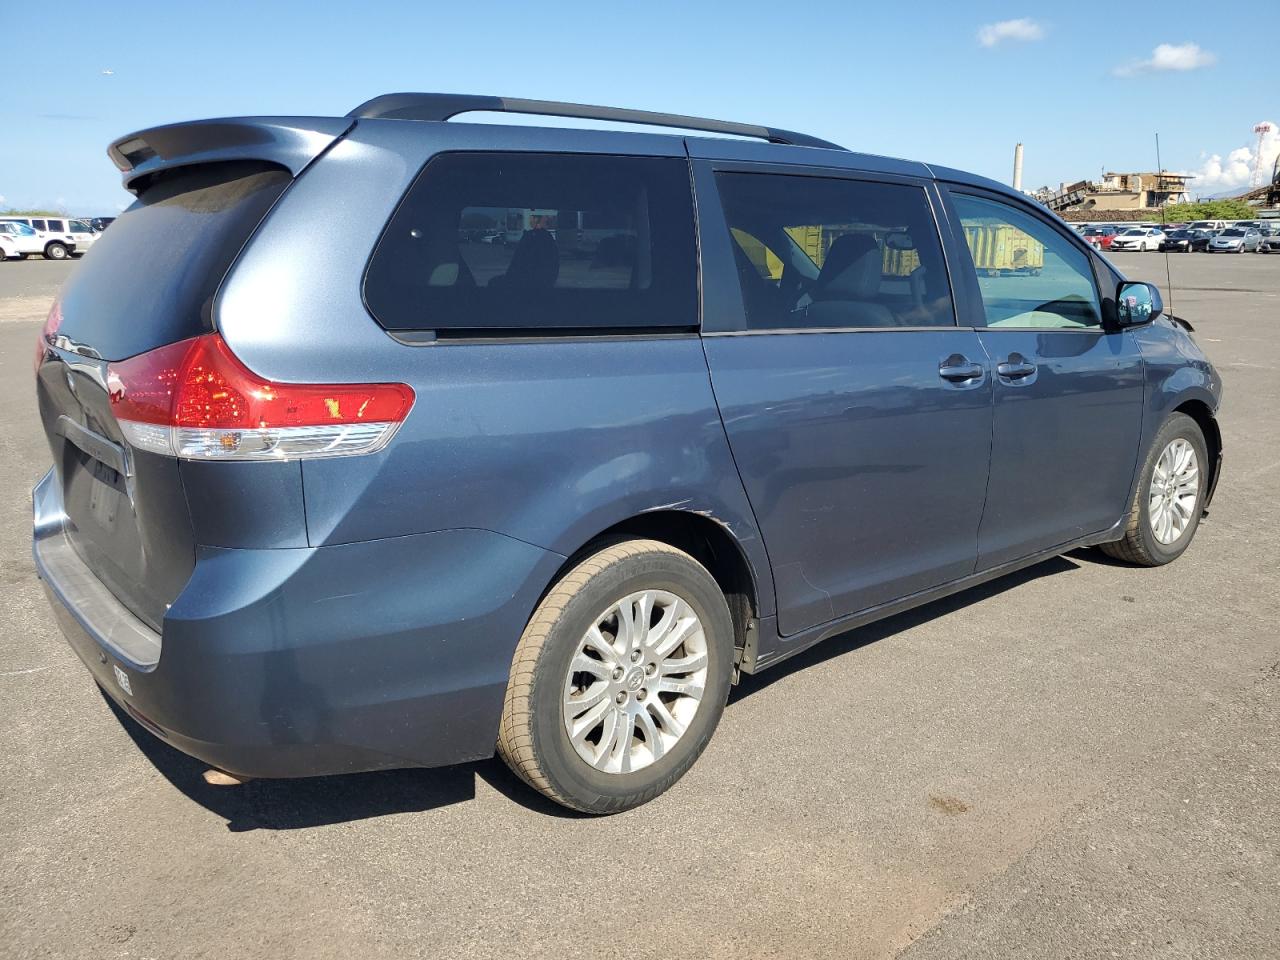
[35,300,62,373]
[107,333,414,460]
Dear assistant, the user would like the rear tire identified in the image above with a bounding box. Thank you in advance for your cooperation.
[1100,413,1208,566]
[497,539,734,814]
[44,243,69,261]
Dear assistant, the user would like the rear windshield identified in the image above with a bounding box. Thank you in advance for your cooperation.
[364,152,698,333]
[56,161,290,361]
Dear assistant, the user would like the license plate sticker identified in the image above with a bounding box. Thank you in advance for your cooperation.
[112,664,133,696]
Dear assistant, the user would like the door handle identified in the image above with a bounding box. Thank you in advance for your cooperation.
[938,355,984,383]
[996,354,1037,380]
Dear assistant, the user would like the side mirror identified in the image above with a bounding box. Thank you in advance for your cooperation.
[1116,280,1163,327]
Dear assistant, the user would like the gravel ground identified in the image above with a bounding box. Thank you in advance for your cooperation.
[0,252,1276,960]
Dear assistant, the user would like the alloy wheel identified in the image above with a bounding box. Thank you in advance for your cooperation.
[562,589,708,774]
[1148,438,1200,545]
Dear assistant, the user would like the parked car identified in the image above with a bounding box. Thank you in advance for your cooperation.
[0,221,49,260]
[31,94,1224,814]
[1081,224,1119,249]
[1208,228,1261,253]
[1187,220,1227,234]
[1159,229,1212,253]
[1110,226,1165,252]
[1258,232,1280,253]
[0,216,78,260]
[89,217,116,232]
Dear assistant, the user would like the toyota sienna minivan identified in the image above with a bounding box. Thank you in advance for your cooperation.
[33,94,1223,814]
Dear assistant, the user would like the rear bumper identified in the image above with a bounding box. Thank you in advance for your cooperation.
[33,469,564,778]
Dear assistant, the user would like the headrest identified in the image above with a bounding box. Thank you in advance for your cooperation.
[814,233,881,300]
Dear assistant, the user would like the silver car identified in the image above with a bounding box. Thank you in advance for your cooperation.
[1208,228,1260,253]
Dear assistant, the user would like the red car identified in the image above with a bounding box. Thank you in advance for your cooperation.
[1081,225,1119,250]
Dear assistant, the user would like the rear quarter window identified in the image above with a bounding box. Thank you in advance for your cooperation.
[363,152,698,333]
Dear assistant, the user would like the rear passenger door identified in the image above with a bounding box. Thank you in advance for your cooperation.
[696,164,994,636]
[943,188,1144,569]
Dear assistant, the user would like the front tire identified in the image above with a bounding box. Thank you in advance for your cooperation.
[1100,413,1208,566]
[44,243,69,261]
[497,539,734,814]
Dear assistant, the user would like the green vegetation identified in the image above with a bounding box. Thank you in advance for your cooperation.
[0,207,66,216]
[1160,199,1257,221]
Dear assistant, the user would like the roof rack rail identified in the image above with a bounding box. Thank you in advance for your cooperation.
[346,92,845,151]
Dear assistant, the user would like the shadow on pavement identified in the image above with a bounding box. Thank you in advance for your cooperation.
[98,552,1084,828]
[99,690,586,830]
[730,554,1081,703]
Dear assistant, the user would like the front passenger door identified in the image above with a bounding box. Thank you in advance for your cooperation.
[946,189,1145,569]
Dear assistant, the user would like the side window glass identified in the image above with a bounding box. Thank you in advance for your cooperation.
[47,219,66,232]
[32,220,46,231]
[364,153,697,333]
[715,173,955,330]
[952,193,1101,329]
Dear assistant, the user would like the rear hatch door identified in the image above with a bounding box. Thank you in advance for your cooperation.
[35,118,348,630]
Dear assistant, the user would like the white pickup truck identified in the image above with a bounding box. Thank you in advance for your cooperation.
[0,221,54,260]
[0,216,96,259]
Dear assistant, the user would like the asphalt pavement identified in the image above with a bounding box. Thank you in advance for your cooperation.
[1,252,1276,959]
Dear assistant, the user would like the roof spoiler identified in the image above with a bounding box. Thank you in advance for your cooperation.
[347,92,845,151]
[108,117,353,193]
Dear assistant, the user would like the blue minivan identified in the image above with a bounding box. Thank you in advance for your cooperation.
[33,95,1223,813]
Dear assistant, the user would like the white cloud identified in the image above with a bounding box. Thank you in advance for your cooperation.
[0,195,6,206]
[977,18,1045,47]
[1115,42,1216,77]
[1179,121,1280,195]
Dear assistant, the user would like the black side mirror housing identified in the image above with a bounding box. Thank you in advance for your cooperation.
[1116,280,1163,327]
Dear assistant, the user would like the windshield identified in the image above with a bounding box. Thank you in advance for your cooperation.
[1220,229,1244,237]
[1121,228,1145,236]
[1168,231,1189,238]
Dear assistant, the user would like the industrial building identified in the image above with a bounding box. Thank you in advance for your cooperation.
[1037,171,1193,216]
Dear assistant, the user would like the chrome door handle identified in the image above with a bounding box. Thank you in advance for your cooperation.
[938,356,984,382]
[996,355,1037,380]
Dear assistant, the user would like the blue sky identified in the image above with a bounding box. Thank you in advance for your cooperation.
[2,0,1275,214]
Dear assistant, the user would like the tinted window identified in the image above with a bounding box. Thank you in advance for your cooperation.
[55,160,290,361]
[715,173,954,330]
[365,153,697,333]
[47,219,66,232]
[32,220,46,231]
[952,193,1101,329]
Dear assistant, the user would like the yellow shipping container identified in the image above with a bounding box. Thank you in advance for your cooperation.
[882,246,920,277]
[733,225,923,280]
[963,224,1044,275]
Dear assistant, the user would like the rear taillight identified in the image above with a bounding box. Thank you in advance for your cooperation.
[35,300,62,373]
[106,333,414,460]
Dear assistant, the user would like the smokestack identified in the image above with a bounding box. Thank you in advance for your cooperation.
[1012,143,1024,191]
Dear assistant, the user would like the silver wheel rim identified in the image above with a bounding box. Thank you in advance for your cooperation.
[1148,438,1199,545]
[562,589,708,774]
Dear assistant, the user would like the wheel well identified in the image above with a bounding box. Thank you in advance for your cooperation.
[1174,399,1221,482]
[551,511,759,658]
